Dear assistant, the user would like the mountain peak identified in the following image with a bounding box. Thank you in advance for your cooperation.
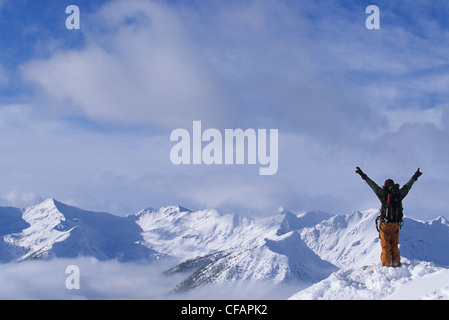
[168,205,191,213]
[431,215,448,226]
[33,198,58,208]
[294,210,333,229]
[277,206,293,215]
[22,198,65,228]
[30,198,74,212]
[0,198,448,298]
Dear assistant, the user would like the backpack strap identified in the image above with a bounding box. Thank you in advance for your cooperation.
[385,193,392,221]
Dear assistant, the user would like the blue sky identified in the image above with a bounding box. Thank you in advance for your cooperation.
[0,0,448,220]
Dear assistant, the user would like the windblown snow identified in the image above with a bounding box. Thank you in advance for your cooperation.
[0,198,448,299]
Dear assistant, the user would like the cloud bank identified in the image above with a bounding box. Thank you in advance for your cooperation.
[0,257,298,300]
[0,0,446,219]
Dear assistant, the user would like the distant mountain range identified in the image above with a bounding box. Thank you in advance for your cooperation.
[1,198,448,293]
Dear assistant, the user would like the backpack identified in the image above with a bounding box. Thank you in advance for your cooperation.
[377,184,403,229]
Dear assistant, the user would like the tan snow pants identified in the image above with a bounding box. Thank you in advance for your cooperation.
[379,221,401,267]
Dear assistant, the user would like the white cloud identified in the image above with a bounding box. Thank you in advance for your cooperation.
[22,0,235,129]
[176,170,296,215]
[0,191,42,208]
[384,107,444,131]
[0,257,297,299]
[0,257,180,299]
[5,0,449,220]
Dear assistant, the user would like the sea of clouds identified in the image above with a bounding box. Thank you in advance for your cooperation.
[0,257,301,300]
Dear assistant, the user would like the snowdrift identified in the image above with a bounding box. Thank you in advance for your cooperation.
[289,260,449,300]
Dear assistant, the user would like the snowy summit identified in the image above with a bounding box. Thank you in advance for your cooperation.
[0,199,448,299]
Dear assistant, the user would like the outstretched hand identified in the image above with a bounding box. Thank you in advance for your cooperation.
[356,167,367,180]
[413,168,423,181]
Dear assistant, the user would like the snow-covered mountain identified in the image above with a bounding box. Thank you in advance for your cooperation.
[136,205,336,290]
[0,199,158,262]
[0,198,448,299]
[0,199,336,288]
[300,209,449,268]
[290,210,449,299]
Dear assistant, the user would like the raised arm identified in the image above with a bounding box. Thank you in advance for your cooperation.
[356,167,384,201]
[400,168,422,199]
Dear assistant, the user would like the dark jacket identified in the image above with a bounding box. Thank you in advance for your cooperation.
[364,176,416,217]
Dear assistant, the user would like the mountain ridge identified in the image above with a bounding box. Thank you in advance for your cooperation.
[1,198,159,262]
[0,198,448,295]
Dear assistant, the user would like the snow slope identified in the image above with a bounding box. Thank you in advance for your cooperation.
[300,209,381,268]
[289,260,449,300]
[300,209,449,268]
[137,206,336,290]
[400,216,449,266]
[290,211,449,300]
[0,199,337,289]
[1,198,449,299]
[166,231,337,293]
[1,199,158,262]
[135,205,260,259]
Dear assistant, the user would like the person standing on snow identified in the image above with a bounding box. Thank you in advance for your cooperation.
[355,167,422,267]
